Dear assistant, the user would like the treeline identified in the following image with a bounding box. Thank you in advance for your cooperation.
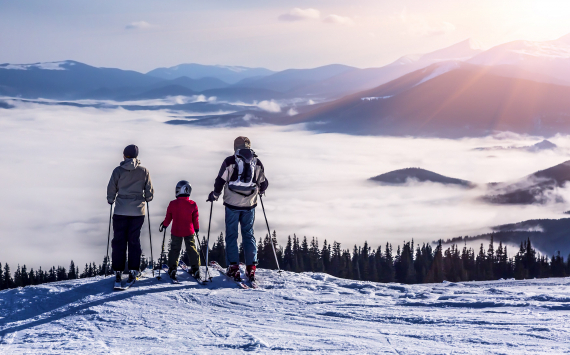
[0,257,152,291]
[198,233,570,283]
[4,233,570,291]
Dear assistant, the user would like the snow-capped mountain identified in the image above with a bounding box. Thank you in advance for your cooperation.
[468,33,570,83]
[0,60,76,71]
[1,267,569,352]
[291,39,484,98]
[288,62,570,138]
[147,63,275,83]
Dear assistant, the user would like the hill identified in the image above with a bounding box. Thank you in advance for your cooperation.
[289,63,570,138]
[441,218,570,257]
[484,160,570,205]
[370,167,473,187]
[147,63,274,83]
[1,267,568,352]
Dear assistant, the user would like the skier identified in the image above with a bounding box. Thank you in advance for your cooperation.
[107,144,154,287]
[160,180,201,282]
[207,136,268,282]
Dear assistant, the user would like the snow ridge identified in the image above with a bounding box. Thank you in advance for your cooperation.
[1,268,570,353]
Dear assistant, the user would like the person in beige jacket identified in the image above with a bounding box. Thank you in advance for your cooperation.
[107,144,154,285]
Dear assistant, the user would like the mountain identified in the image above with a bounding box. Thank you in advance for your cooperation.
[148,76,229,91]
[118,85,197,101]
[441,218,570,256]
[291,39,483,98]
[468,33,570,83]
[473,140,558,152]
[484,160,570,205]
[146,63,274,84]
[370,167,473,187]
[233,64,357,93]
[0,60,162,99]
[288,62,570,138]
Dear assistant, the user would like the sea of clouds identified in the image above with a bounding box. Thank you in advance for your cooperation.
[1,100,570,269]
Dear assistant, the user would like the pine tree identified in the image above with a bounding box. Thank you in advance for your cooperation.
[381,243,395,283]
[0,262,4,290]
[321,240,330,273]
[68,261,77,279]
[284,236,294,271]
[4,263,14,289]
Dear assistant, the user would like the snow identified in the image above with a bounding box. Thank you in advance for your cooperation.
[0,61,72,70]
[416,61,460,86]
[2,268,570,353]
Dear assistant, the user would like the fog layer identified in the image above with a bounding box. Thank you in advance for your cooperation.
[1,101,569,269]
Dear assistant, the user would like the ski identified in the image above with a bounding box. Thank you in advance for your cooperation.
[113,280,123,291]
[178,260,205,285]
[209,261,248,289]
[113,271,141,291]
[239,263,260,289]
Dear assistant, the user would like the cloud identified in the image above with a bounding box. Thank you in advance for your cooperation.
[125,21,154,30]
[287,108,298,116]
[399,8,455,37]
[2,99,570,270]
[257,100,281,112]
[322,14,354,25]
[278,8,320,22]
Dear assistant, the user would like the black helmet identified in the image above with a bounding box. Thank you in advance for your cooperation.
[175,180,192,197]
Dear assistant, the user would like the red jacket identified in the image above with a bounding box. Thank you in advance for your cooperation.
[162,197,199,237]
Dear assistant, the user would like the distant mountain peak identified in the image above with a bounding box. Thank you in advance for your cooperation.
[0,60,76,71]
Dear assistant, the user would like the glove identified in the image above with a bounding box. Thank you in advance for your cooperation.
[195,229,199,234]
[108,200,114,205]
[159,222,165,232]
[259,189,266,197]
[207,191,220,202]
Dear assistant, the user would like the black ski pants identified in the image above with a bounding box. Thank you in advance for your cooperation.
[112,214,145,271]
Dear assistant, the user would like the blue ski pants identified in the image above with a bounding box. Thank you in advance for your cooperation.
[225,206,257,266]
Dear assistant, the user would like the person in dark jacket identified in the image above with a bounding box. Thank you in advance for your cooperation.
[107,144,154,286]
[207,136,268,282]
[160,180,200,281]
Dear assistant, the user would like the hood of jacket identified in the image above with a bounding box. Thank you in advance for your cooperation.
[120,158,140,171]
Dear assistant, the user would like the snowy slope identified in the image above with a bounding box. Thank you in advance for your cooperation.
[1,268,570,354]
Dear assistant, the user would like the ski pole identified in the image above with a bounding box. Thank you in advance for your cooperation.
[205,201,213,281]
[147,201,155,277]
[194,233,208,281]
[259,195,281,272]
[105,204,113,277]
[157,227,167,280]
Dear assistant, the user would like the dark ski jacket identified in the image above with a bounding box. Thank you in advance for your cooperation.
[214,154,268,210]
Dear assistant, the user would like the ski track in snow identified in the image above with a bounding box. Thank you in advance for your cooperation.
[1,269,570,354]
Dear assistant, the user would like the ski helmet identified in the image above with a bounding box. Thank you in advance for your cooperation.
[175,180,192,197]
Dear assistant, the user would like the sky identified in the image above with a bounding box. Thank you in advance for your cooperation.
[1,100,569,269]
[2,0,570,72]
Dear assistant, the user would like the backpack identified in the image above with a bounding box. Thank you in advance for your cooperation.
[228,149,258,196]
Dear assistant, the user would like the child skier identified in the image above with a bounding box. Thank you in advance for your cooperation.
[160,180,201,282]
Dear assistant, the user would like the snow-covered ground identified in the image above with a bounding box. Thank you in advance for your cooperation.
[1,268,570,354]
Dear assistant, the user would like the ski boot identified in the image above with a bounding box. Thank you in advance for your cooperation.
[127,270,139,284]
[114,271,122,289]
[169,269,178,283]
[246,265,256,282]
[190,266,201,280]
[226,264,241,282]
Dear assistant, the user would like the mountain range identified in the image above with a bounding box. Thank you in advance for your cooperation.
[4,34,570,138]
